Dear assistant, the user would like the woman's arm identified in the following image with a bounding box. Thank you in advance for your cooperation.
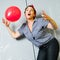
[47,22,54,29]
[2,18,21,39]
[41,11,58,30]
[7,27,21,39]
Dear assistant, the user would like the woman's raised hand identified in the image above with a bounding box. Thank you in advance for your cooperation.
[2,18,10,27]
[41,10,49,20]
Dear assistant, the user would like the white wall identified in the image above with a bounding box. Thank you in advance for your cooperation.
[0,0,35,60]
[0,0,60,60]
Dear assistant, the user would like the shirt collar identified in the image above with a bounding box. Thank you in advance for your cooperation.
[34,18,37,22]
[24,18,37,25]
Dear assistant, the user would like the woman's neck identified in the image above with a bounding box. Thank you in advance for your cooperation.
[27,19,35,32]
[27,18,34,24]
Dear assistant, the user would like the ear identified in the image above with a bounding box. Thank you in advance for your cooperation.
[24,13,26,17]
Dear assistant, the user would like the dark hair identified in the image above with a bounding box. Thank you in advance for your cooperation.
[24,5,36,19]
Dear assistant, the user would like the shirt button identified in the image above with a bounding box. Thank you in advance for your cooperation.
[33,37,35,40]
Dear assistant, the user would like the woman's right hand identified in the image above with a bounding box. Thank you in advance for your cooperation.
[2,18,21,38]
[2,18,10,27]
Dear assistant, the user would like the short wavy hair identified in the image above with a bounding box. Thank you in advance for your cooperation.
[24,5,36,19]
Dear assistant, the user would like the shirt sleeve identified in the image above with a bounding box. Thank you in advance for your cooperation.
[42,18,49,28]
[18,25,24,35]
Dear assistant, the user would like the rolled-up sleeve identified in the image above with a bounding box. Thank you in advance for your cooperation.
[42,19,49,28]
[18,26,23,35]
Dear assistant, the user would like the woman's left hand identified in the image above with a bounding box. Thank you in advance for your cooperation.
[41,10,58,29]
[41,10,49,20]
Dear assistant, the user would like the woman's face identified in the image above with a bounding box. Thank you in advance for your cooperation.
[25,7,35,20]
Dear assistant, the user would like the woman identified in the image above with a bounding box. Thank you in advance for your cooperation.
[2,5,59,60]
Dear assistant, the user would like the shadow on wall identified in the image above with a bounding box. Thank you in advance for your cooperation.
[54,29,60,60]
[56,29,60,51]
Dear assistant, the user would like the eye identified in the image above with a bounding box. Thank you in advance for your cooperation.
[26,9,28,11]
[30,9,33,11]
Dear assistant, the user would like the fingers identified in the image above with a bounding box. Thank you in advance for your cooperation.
[41,10,49,20]
[41,10,47,15]
[6,21,10,27]
[41,11,45,17]
[2,18,10,27]
[2,18,5,24]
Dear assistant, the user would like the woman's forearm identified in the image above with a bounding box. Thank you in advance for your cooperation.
[7,27,20,39]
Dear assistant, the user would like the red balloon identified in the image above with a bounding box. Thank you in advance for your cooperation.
[5,6,21,22]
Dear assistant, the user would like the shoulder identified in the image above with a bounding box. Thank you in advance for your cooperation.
[37,17,44,21]
[20,22,26,29]
[35,17,44,23]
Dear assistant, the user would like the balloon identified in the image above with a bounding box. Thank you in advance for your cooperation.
[5,6,21,22]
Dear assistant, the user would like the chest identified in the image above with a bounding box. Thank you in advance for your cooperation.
[24,21,44,36]
[27,22,34,32]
